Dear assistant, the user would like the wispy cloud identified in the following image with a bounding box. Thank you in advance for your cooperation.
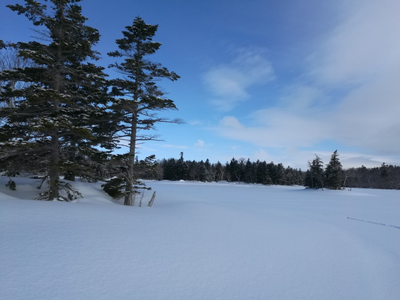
[309,0,400,155]
[194,140,205,147]
[194,139,212,151]
[215,0,400,167]
[310,0,400,85]
[189,120,203,126]
[203,48,275,111]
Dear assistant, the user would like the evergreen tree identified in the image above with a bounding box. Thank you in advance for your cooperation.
[275,163,285,185]
[256,160,271,185]
[197,160,207,182]
[108,16,181,206]
[214,161,224,182]
[175,152,188,180]
[244,159,254,183]
[227,158,239,182]
[379,162,391,189]
[204,159,213,182]
[267,162,278,184]
[306,155,324,189]
[304,170,313,188]
[0,0,111,200]
[162,158,177,180]
[325,150,343,190]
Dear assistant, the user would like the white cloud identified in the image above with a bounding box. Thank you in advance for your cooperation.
[310,0,400,85]
[194,139,212,151]
[252,149,272,162]
[194,140,205,147]
[214,0,400,167]
[316,0,400,154]
[217,113,328,150]
[203,48,274,111]
[334,70,400,153]
[189,120,203,126]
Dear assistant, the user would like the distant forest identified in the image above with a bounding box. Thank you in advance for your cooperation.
[135,153,400,190]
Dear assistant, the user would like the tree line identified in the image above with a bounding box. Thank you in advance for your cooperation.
[304,151,400,190]
[0,0,180,204]
[131,151,400,190]
[158,154,304,185]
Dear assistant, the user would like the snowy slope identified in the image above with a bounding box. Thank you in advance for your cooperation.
[1,177,399,300]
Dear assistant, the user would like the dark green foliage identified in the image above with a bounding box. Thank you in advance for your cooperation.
[102,154,154,202]
[214,161,224,182]
[306,155,324,189]
[325,150,343,190]
[344,164,400,189]
[197,160,207,182]
[162,158,177,180]
[227,158,243,182]
[157,155,304,186]
[107,16,181,206]
[102,177,125,199]
[175,153,189,180]
[1,0,114,200]
[256,161,271,184]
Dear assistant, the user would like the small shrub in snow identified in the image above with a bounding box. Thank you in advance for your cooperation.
[6,179,16,191]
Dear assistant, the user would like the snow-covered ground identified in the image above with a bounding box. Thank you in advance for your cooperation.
[1,177,399,300]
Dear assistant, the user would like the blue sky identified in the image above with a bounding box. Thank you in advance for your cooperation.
[1,0,400,170]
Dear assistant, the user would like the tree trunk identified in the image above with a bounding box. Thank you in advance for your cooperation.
[48,129,60,200]
[124,108,138,206]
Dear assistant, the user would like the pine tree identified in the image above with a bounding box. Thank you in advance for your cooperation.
[306,155,324,189]
[107,16,182,206]
[0,0,111,200]
[256,160,271,185]
[244,159,254,183]
[325,150,343,190]
[175,152,188,180]
[379,162,391,189]
[197,160,207,182]
[214,161,225,182]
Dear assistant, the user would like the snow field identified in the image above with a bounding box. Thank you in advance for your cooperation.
[1,177,399,299]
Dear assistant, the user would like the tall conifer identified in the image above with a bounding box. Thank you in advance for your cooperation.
[325,150,343,190]
[0,0,111,200]
[306,155,324,189]
[108,16,181,206]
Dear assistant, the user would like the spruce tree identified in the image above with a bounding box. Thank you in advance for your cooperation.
[0,0,111,200]
[175,152,188,180]
[214,161,224,182]
[244,159,254,183]
[306,155,324,189]
[107,16,181,206]
[325,150,343,190]
[256,161,270,185]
